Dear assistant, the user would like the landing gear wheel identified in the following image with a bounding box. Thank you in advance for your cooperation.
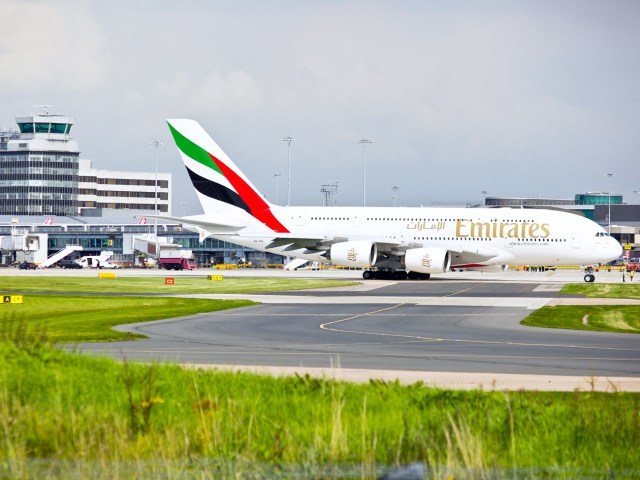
[583,274,595,283]
[363,270,373,280]
[407,271,419,280]
[392,271,408,280]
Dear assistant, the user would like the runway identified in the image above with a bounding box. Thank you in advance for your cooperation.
[75,272,640,391]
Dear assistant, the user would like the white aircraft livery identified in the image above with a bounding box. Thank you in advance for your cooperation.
[163,119,622,283]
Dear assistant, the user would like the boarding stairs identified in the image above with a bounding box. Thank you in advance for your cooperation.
[283,258,310,271]
[38,244,83,269]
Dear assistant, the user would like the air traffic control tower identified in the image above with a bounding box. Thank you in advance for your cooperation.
[0,109,79,216]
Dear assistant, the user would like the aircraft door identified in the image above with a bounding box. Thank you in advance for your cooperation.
[297,215,306,226]
[571,234,581,249]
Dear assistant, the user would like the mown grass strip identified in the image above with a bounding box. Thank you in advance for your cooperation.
[562,283,640,299]
[522,305,640,334]
[1,295,256,342]
[0,275,357,295]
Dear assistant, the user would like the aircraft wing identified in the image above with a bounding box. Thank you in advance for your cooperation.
[262,234,502,265]
[448,247,502,266]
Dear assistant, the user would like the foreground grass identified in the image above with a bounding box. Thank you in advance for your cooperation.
[0,275,358,295]
[562,283,640,299]
[1,295,255,342]
[522,305,640,334]
[1,335,638,479]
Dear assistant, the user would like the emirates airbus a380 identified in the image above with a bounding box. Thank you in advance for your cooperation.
[159,119,621,283]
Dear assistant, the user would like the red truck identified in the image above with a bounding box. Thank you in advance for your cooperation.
[159,249,197,270]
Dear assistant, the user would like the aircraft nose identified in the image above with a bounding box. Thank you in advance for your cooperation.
[610,238,623,260]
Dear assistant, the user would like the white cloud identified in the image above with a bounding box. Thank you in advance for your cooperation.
[0,0,110,94]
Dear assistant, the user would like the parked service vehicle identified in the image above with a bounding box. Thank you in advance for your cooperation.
[18,262,37,270]
[60,261,83,269]
[159,249,197,270]
[75,252,119,269]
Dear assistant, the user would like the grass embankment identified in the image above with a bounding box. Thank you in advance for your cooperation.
[522,283,640,334]
[0,276,357,295]
[1,330,639,478]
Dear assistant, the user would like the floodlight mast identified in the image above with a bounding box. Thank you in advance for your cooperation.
[283,137,294,206]
[358,138,372,206]
[605,173,613,234]
[273,173,282,205]
[151,140,163,258]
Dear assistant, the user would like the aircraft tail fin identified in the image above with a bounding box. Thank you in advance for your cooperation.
[167,119,289,233]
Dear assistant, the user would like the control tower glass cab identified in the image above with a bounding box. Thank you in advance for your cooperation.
[16,115,75,138]
[0,112,79,216]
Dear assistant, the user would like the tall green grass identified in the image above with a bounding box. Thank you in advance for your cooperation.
[1,322,638,479]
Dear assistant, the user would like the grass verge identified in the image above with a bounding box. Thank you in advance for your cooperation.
[520,283,640,334]
[1,330,638,478]
[1,295,255,342]
[0,275,358,295]
[522,305,640,334]
[561,283,640,299]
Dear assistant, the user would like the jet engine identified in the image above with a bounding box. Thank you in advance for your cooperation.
[403,247,451,274]
[328,241,377,268]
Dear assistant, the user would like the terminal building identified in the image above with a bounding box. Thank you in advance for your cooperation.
[0,111,171,217]
[0,110,281,268]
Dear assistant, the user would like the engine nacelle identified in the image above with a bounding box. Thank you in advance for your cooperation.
[404,248,451,274]
[328,241,377,268]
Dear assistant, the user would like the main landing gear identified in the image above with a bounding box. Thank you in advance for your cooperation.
[583,266,595,283]
[362,269,430,280]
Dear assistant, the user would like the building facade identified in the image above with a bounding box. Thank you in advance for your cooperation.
[0,113,79,216]
[0,216,282,267]
[78,160,171,216]
[0,112,171,217]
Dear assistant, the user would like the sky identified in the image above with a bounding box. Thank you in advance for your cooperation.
[1,0,639,214]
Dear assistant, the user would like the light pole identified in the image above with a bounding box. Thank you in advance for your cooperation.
[392,186,399,207]
[151,140,163,259]
[273,173,282,205]
[481,190,488,206]
[634,190,640,204]
[358,138,372,206]
[605,173,613,234]
[180,201,187,217]
[283,137,294,206]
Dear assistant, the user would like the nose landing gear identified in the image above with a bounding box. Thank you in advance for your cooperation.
[583,266,596,283]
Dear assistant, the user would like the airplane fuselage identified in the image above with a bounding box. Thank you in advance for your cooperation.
[203,206,621,267]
